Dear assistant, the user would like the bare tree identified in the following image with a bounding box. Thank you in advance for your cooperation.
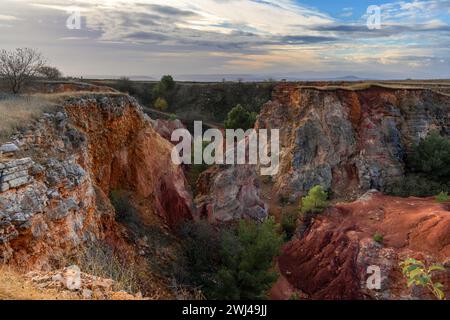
[38,65,62,80]
[0,48,46,94]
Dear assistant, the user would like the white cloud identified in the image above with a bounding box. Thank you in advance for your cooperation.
[0,14,19,21]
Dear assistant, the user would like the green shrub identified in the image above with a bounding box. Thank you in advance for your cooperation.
[400,258,446,300]
[300,186,329,215]
[435,191,450,203]
[373,233,384,244]
[384,174,448,197]
[153,75,175,98]
[224,104,257,130]
[176,221,222,294]
[212,217,283,300]
[154,97,168,110]
[168,113,177,121]
[281,210,298,241]
[109,190,137,223]
[408,131,450,180]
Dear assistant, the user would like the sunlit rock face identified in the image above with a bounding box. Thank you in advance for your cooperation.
[257,84,450,201]
[196,165,268,223]
[0,93,193,269]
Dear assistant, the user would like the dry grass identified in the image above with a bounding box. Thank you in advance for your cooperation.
[0,266,77,300]
[73,242,142,294]
[0,91,126,143]
[0,94,58,143]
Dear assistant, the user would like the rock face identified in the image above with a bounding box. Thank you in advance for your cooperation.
[257,84,450,200]
[151,119,185,143]
[272,191,450,300]
[196,165,268,222]
[0,93,193,269]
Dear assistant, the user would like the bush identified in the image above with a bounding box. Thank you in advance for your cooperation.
[116,77,136,94]
[74,242,140,294]
[38,66,62,80]
[212,217,283,300]
[281,210,298,241]
[384,174,448,197]
[373,233,384,244]
[224,104,257,130]
[154,97,168,111]
[400,258,446,300]
[436,191,450,203]
[408,131,450,180]
[176,221,222,294]
[300,186,329,215]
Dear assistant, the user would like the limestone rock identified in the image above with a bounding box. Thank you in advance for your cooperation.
[0,143,19,154]
[257,84,450,200]
[0,93,193,268]
[196,165,268,222]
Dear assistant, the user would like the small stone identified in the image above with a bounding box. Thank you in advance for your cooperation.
[0,163,5,170]
[52,274,64,283]
[0,183,9,192]
[8,176,30,188]
[82,289,93,299]
[0,143,19,153]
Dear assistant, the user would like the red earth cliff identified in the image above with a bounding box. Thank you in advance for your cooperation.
[272,191,450,300]
[0,93,193,270]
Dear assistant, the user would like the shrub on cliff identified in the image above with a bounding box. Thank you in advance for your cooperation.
[384,174,448,197]
[281,210,299,241]
[408,131,450,180]
[436,191,450,203]
[300,185,329,215]
[176,221,222,293]
[400,258,446,300]
[224,104,257,130]
[154,97,168,111]
[212,217,283,300]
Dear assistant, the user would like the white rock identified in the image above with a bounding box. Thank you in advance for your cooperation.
[0,143,19,153]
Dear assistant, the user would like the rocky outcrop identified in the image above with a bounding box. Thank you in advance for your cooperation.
[196,165,267,222]
[151,119,185,143]
[0,93,193,269]
[27,266,143,300]
[272,191,450,300]
[257,84,450,200]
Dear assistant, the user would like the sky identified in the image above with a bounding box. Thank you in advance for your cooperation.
[0,0,449,80]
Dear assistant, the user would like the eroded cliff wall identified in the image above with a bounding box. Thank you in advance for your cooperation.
[0,93,193,269]
[257,84,450,200]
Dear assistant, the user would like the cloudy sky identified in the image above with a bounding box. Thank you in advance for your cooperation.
[1,0,449,80]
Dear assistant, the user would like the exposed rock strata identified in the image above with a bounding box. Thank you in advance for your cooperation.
[257,84,450,200]
[196,165,267,222]
[0,94,193,269]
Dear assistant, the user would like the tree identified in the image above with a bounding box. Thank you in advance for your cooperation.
[213,217,283,300]
[38,65,62,80]
[300,185,329,214]
[154,97,168,111]
[408,131,450,180]
[224,104,257,130]
[0,48,46,93]
[116,76,135,94]
[153,75,175,97]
